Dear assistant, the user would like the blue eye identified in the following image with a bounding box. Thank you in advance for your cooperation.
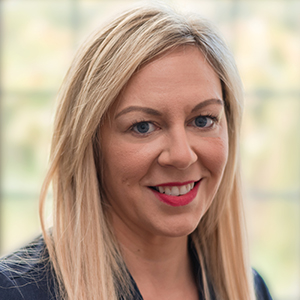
[193,116,215,128]
[132,121,155,134]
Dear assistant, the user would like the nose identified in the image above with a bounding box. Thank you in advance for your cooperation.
[157,128,198,170]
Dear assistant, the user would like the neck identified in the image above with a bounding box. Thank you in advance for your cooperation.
[120,233,190,273]
[112,216,197,299]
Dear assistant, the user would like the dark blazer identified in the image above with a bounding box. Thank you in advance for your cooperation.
[0,236,273,300]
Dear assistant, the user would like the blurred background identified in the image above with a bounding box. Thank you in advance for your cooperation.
[0,0,299,299]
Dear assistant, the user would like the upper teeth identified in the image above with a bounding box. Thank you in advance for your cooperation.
[157,183,194,196]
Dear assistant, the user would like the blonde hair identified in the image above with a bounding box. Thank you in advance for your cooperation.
[39,4,255,300]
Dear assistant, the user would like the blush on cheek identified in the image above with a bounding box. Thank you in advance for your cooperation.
[200,137,228,174]
[212,143,228,170]
[103,146,148,187]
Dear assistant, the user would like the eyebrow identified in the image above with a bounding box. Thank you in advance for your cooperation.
[115,106,162,119]
[191,98,224,113]
[115,98,224,119]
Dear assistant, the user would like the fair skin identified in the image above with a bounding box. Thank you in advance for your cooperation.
[101,46,228,299]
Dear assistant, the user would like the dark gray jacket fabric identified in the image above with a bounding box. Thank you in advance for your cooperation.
[0,236,273,300]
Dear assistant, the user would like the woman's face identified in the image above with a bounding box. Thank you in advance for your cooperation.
[101,46,228,239]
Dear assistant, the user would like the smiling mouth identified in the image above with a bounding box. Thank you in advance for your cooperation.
[150,181,199,196]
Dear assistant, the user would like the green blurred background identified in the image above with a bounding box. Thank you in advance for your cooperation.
[0,1,299,299]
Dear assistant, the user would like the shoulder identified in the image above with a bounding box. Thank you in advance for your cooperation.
[0,235,58,300]
[253,269,273,300]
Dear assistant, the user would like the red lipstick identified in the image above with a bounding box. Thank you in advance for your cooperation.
[156,180,195,187]
[151,181,200,207]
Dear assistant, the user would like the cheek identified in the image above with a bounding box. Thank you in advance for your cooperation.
[102,145,134,186]
[102,139,160,186]
[198,134,229,177]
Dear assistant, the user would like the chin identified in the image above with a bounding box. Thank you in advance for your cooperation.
[155,218,200,238]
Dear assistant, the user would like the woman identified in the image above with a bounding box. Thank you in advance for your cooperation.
[0,4,272,300]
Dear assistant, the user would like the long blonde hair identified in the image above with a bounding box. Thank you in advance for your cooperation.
[39,4,255,300]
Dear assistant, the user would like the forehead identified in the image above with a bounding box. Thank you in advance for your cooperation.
[111,46,222,116]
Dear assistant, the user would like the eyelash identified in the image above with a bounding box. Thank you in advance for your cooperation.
[129,119,158,136]
[189,114,219,129]
[129,114,219,136]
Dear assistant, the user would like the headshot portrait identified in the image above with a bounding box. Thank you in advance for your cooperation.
[0,1,299,299]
